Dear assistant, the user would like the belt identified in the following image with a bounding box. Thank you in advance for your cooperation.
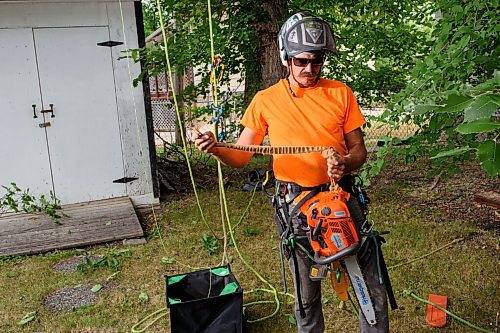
[276,180,331,195]
[276,175,355,195]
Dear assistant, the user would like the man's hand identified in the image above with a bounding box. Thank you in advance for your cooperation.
[326,152,348,181]
[192,129,218,154]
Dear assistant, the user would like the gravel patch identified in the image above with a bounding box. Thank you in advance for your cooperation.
[44,284,98,313]
[52,255,102,274]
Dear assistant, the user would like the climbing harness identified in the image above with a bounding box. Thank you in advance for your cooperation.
[268,161,397,325]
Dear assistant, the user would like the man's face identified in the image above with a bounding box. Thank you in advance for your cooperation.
[288,53,324,87]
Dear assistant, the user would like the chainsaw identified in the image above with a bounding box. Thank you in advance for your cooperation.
[299,182,378,326]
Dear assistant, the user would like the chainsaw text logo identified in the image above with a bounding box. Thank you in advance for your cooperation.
[354,275,369,305]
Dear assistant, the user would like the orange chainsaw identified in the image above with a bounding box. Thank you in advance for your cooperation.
[298,183,377,325]
[299,184,361,265]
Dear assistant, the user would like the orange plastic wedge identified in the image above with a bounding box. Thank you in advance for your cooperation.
[330,261,349,302]
[426,294,448,328]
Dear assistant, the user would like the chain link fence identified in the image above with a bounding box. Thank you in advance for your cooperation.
[151,104,417,148]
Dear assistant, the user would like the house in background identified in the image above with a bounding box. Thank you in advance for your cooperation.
[0,0,158,207]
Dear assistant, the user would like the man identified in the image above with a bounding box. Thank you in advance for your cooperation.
[194,11,389,333]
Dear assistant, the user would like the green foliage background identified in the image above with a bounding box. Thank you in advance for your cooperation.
[137,0,498,178]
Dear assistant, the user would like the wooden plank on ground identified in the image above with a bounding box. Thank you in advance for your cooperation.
[0,196,144,256]
[474,191,500,209]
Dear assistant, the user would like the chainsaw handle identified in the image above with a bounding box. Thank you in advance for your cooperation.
[312,219,323,238]
[313,243,360,265]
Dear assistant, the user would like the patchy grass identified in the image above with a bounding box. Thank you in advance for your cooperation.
[0,160,498,333]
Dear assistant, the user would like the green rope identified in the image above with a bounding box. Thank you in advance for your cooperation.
[205,0,281,323]
[388,237,464,270]
[230,181,261,232]
[404,290,494,333]
[155,0,218,240]
[347,291,359,317]
[294,240,316,262]
[130,307,168,333]
[219,173,281,322]
[206,0,229,266]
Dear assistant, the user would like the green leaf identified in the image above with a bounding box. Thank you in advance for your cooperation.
[243,228,261,236]
[463,95,498,122]
[219,282,239,296]
[491,95,500,106]
[139,292,149,301]
[477,141,500,177]
[286,313,297,325]
[161,256,176,265]
[414,105,438,115]
[202,235,218,255]
[5,272,19,278]
[167,274,186,285]
[430,147,475,159]
[91,284,103,293]
[456,119,500,134]
[470,77,499,95]
[18,311,36,326]
[436,94,474,113]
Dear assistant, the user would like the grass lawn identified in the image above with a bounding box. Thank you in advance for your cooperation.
[0,157,498,333]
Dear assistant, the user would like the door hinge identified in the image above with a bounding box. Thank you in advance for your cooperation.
[97,40,124,47]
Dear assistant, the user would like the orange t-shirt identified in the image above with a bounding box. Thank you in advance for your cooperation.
[241,78,366,187]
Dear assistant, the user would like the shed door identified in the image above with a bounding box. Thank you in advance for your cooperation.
[33,27,126,203]
[0,28,53,198]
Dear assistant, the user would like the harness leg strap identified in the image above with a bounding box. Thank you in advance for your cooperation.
[376,236,398,310]
[290,241,307,318]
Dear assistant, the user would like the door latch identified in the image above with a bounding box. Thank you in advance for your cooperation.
[40,103,55,118]
[39,122,51,128]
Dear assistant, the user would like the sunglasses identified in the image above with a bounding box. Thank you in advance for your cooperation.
[291,57,324,67]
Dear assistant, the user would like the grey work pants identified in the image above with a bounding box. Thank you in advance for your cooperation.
[281,193,389,333]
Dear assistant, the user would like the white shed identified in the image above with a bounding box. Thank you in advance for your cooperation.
[0,0,158,207]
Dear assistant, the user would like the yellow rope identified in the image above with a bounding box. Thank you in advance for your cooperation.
[154,0,219,240]
[206,0,281,322]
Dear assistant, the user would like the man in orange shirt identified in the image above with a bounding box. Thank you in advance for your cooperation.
[195,11,390,333]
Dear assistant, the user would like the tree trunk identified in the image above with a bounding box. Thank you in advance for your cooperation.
[256,0,287,88]
[243,0,286,106]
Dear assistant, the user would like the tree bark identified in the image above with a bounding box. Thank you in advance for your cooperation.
[256,0,287,88]
[243,0,286,106]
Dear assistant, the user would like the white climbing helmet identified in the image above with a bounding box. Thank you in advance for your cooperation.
[278,11,338,66]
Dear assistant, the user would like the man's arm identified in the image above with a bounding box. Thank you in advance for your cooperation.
[193,127,265,168]
[327,128,367,180]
